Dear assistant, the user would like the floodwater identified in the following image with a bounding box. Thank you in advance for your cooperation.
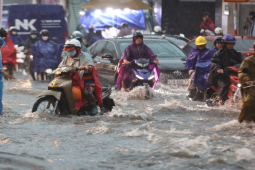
[1,72,255,170]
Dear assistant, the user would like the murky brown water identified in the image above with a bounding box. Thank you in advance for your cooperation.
[1,72,255,170]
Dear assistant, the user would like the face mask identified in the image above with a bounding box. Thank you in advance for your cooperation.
[12,31,17,35]
[42,36,49,41]
[31,35,37,39]
[68,50,76,57]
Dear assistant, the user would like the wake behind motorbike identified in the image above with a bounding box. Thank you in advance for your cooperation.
[32,63,115,116]
[125,55,158,99]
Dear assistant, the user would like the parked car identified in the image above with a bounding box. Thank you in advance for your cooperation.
[124,34,190,48]
[88,38,189,85]
[183,36,255,57]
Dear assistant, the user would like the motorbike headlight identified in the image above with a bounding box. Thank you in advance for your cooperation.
[136,75,144,80]
[148,75,154,80]
[237,83,241,88]
[143,63,149,67]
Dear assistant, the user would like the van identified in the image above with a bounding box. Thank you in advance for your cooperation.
[2,4,67,44]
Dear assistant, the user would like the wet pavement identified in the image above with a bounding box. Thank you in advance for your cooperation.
[0,72,255,170]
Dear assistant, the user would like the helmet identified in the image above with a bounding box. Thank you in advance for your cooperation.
[72,86,82,101]
[203,11,210,16]
[64,39,81,48]
[9,26,17,31]
[72,31,83,39]
[30,30,38,34]
[195,36,207,45]
[40,29,49,36]
[215,27,222,35]
[133,32,143,38]
[121,22,128,29]
[154,26,162,33]
[214,36,222,44]
[222,34,236,43]
[0,28,7,38]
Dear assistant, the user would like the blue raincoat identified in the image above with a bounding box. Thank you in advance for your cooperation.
[8,35,24,45]
[31,40,63,74]
[185,47,210,70]
[193,48,218,91]
[88,35,104,46]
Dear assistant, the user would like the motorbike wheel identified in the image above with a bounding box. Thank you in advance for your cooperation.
[32,96,60,115]
[210,92,220,106]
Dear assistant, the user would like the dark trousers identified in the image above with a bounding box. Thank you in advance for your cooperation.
[217,73,231,100]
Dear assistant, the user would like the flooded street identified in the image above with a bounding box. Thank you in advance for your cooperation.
[1,72,255,170]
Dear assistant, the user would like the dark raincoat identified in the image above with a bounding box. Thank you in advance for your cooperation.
[116,37,160,90]
[24,37,40,50]
[116,27,132,37]
[88,35,104,46]
[238,54,255,122]
[85,28,96,44]
[208,48,245,100]
[31,40,63,74]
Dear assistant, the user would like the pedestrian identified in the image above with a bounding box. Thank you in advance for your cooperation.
[0,37,15,115]
[200,12,215,36]
[249,11,255,36]
[85,25,96,46]
[238,42,255,123]
[243,17,252,35]
[8,26,24,45]
[88,30,104,46]
[116,23,132,37]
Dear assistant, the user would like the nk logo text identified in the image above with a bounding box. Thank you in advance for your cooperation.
[15,19,37,30]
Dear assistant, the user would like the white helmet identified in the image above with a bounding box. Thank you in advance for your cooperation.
[154,26,162,33]
[215,27,223,35]
[64,39,81,48]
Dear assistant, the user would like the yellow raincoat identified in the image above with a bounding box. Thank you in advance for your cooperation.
[238,54,255,123]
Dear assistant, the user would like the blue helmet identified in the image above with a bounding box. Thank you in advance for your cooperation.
[222,34,236,43]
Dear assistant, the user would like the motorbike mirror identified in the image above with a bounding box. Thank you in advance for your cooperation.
[242,68,253,74]
[92,53,97,59]
[73,58,80,61]
[102,53,113,60]
[151,55,157,58]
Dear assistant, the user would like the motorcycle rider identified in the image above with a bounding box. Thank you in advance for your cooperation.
[116,32,159,91]
[200,12,215,36]
[88,30,104,46]
[238,42,255,123]
[207,34,245,103]
[31,29,63,81]
[185,36,210,99]
[8,26,24,45]
[212,36,222,51]
[60,39,104,115]
[85,25,96,46]
[0,37,15,115]
[24,30,40,80]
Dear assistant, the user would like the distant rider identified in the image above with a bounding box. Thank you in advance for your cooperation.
[60,39,104,115]
[8,26,24,45]
[116,32,159,91]
[24,30,40,80]
[185,36,209,100]
[88,30,104,46]
[116,23,132,38]
[200,12,215,36]
[31,29,63,80]
[207,34,245,104]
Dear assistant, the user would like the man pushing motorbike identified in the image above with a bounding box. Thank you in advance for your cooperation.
[59,39,104,115]
[207,34,245,104]
[116,32,159,91]
[238,42,255,123]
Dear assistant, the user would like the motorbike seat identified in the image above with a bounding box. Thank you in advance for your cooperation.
[102,86,109,92]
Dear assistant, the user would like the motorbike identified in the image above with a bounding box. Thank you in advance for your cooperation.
[32,62,115,116]
[206,66,241,106]
[125,55,158,99]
